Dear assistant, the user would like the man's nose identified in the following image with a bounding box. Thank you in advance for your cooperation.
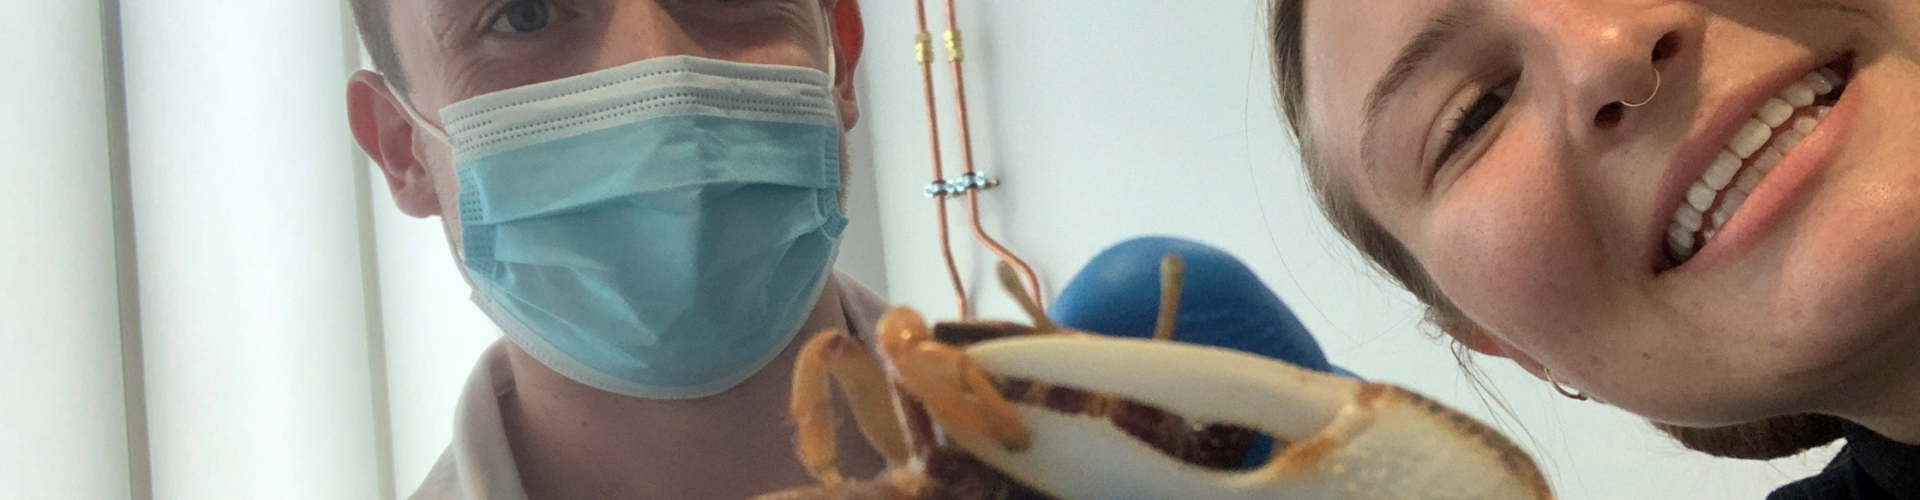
[1524,1,1701,135]
[589,1,706,69]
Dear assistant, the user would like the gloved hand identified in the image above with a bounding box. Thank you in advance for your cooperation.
[1048,236,1356,467]
[1049,236,1346,372]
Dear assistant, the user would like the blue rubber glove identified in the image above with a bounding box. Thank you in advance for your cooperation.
[1048,236,1355,467]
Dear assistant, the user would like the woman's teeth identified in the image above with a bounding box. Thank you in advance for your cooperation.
[1666,66,1847,264]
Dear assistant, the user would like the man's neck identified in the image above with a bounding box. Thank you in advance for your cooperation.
[498,279,888,500]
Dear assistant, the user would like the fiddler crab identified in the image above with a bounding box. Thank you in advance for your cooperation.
[753,258,1557,500]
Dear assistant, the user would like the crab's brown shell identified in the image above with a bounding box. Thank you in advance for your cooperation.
[918,322,1277,500]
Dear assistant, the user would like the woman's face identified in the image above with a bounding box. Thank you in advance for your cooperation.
[1300,0,1920,426]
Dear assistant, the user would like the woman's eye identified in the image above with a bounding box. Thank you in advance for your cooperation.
[491,0,555,34]
[1435,78,1518,167]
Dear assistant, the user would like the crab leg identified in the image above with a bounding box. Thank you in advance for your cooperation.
[791,330,917,487]
[1153,254,1183,342]
[990,255,1185,421]
[951,336,1556,500]
[877,307,1033,451]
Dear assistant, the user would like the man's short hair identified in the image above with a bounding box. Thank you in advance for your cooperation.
[347,0,864,93]
[349,0,407,90]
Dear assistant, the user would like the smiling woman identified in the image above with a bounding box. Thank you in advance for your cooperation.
[1269,0,1920,498]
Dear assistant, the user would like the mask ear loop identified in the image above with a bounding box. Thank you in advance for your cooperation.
[378,75,468,272]
[826,17,840,83]
[382,76,453,146]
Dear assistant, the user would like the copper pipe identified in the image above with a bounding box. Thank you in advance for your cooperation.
[940,0,1045,309]
[935,201,969,318]
[914,0,970,318]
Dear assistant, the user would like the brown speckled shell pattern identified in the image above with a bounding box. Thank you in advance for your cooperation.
[907,322,1272,499]
[1377,386,1556,499]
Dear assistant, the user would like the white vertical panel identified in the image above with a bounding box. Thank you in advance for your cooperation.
[121,0,382,498]
[0,0,133,498]
[834,97,893,298]
[366,171,500,497]
[856,1,1836,499]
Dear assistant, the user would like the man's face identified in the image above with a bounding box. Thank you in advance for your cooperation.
[353,0,853,262]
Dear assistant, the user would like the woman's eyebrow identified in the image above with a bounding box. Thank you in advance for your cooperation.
[1360,0,1487,155]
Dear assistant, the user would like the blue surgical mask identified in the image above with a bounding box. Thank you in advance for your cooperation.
[391,56,848,399]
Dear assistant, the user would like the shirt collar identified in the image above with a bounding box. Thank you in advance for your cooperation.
[1844,423,1920,499]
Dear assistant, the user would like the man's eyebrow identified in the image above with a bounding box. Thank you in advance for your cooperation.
[1361,0,1485,132]
[424,1,482,47]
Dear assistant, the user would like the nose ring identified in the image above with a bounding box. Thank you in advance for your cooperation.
[1619,66,1662,108]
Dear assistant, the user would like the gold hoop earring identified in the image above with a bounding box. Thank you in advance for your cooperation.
[1619,67,1662,108]
[1546,370,1590,401]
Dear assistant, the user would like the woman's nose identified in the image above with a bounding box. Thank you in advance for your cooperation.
[1525,1,1701,132]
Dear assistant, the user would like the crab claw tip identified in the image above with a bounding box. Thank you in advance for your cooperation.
[998,425,1033,452]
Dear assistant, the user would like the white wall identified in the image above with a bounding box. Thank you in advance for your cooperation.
[0,1,134,498]
[368,169,502,497]
[838,108,895,297]
[854,1,1839,499]
[121,0,385,498]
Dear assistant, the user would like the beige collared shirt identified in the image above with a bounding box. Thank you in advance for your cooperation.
[409,272,891,500]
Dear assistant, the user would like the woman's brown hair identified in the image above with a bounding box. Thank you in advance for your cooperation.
[1265,0,1845,460]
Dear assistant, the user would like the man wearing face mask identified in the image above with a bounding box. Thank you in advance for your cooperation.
[342,1,890,498]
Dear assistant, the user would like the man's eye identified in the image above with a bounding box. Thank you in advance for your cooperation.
[491,0,555,34]
[1435,78,1518,168]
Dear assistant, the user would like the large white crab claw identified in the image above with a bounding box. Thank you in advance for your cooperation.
[950,335,1555,500]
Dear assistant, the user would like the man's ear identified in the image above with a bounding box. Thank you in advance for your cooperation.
[346,70,442,218]
[829,0,863,130]
[833,63,861,130]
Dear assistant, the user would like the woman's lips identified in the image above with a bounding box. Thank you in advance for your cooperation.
[1673,67,1860,277]
[1664,65,1848,263]
[1650,53,1856,274]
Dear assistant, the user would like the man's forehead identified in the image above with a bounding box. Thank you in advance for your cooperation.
[387,0,483,28]
[381,0,495,55]
[392,0,460,10]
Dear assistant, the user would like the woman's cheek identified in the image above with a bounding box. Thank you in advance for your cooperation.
[1420,170,1612,356]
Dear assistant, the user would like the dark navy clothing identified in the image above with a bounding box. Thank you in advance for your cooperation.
[1770,424,1920,500]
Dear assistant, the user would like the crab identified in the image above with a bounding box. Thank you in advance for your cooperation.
[752,258,1558,500]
